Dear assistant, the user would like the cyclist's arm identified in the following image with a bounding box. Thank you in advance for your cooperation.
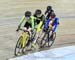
[44,19,50,29]
[56,17,60,25]
[45,10,48,15]
[42,15,46,24]
[18,16,25,27]
[31,16,35,29]
[57,19,60,25]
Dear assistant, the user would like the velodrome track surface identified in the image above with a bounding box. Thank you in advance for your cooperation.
[9,46,75,60]
[0,0,75,60]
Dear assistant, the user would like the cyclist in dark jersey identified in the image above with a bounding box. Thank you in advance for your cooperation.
[45,6,54,20]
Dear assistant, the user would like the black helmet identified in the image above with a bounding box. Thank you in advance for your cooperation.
[47,6,52,11]
[35,9,42,15]
[25,11,31,17]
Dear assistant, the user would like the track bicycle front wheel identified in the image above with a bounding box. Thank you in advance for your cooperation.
[14,36,23,56]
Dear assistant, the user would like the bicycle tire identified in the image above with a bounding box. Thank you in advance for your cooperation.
[14,36,23,56]
[48,31,56,47]
[40,32,47,48]
[41,30,56,48]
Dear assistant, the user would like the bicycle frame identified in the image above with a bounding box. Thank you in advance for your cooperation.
[21,31,29,48]
[36,21,43,32]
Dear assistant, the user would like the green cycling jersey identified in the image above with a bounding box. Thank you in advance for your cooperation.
[19,16,35,29]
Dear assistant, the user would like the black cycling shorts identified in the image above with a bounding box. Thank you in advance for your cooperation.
[24,22,31,29]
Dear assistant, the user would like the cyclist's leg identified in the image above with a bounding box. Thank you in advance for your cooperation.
[31,23,42,47]
[24,22,32,36]
[33,31,39,43]
[24,22,33,46]
[21,27,27,31]
[52,24,57,37]
[48,25,53,38]
[53,24,57,32]
[21,22,29,31]
[34,21,43,42]
[22,22,31,46]
[32,21,45,47]
[26,27,31,47]
[28,27,32,38]
[38,29,45,41]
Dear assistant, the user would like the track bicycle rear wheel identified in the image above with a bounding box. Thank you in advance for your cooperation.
[48,31,56,47]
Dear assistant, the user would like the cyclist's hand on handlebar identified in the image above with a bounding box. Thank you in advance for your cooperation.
[16,28,19,32]
[16,25,20,32]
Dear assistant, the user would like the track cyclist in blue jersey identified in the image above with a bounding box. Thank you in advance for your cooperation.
[44,12,60,39]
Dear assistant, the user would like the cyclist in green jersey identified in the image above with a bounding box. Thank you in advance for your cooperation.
[34,9,46,28]
[31,9,46,47]
[16,11,35,38]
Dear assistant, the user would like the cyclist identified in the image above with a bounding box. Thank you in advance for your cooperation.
[45,6,54,20]
[16,11,35,39]
[32,9,46,47]
[44,12,59,39]
[34,9,46,29]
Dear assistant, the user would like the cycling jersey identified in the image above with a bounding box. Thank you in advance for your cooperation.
[19,16,35,29]
[45,9,54,20]
[44,17,59,32]
[34,14,45,24]
[33,14,45,31]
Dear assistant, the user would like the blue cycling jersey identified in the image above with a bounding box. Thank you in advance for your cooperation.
[44,17,59,32]
[52,17,59,26]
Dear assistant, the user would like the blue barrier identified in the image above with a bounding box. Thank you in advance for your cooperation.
[9,45,75,60]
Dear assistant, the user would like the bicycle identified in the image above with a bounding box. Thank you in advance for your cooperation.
[41,27,56,48]
[14,28,30,56]
[31,21,43,48]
